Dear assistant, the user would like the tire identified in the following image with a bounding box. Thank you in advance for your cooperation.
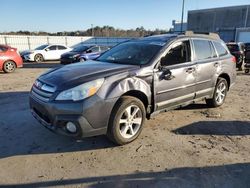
[79,57,86,62]
[206,77,228,108]
[3,61,16,73]
[34,54,44,63]
[245,69,250,74]
[107,96,146,145]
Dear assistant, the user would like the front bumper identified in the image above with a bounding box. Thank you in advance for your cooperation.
[29,94,117,138]
[60,57,78,65]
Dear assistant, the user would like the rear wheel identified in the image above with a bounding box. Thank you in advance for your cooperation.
[34,54,44,63]
[3,61,16,73]
[206,77,228,107]
[107,96,146,145]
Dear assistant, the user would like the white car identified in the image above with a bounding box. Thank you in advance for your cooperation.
[21,44,72,62]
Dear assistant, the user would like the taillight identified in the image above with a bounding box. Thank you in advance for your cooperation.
[232,56,236,63]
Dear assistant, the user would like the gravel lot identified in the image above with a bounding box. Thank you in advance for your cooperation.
[0,61,250,188]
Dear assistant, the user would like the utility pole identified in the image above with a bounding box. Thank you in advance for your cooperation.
[91,24,94,36]
[181,0,185,33]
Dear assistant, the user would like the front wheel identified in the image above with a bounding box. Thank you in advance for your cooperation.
[34,54,44,63]
[107,96,146,145]
[206,78,228,107]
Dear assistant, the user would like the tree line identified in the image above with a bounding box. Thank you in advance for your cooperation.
[0,26,169,37]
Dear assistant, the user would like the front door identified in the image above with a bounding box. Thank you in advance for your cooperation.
[154,39,197,111]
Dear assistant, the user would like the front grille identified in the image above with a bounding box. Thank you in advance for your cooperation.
[31,80,56,102]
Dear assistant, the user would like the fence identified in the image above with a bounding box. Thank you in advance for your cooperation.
[0,35,133,51]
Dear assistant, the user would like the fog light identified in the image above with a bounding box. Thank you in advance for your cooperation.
[66,122,77,133]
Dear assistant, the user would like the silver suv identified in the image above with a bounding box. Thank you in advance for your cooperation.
[30,31,236,145]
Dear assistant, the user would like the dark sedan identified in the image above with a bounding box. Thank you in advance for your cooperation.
[60,45,109,65]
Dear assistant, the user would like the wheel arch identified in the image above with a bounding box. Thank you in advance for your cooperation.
[218,73,230,90]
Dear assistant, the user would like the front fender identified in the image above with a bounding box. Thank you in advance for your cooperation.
[97,73,152,104]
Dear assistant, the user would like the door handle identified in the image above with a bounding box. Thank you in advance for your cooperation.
[214,62,220,67]
[186,67,195,73]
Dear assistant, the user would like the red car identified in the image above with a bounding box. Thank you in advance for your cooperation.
[0,45,23,73]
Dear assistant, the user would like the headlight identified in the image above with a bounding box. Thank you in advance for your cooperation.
[72,54,80,58]
[55,78,104,101]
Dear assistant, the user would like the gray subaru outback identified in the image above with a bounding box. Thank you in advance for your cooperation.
[30,31,236,145]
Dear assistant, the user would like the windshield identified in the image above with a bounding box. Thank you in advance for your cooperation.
[72,45,89,52]
[97,42,163,65]
[35,45,49,50]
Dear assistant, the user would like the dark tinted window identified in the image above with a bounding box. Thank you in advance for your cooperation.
[35,45,49,50]
[227,44,239,52]
[97,42,162,65]
[89,46,100,53]
[72,45,89,52]
[214,42,228,57]
[0,46,7,52]
[57,45,67,50]
[193,40,214,60]
[161,40,191,66]
[48,45,57,50]
[100,46,110,51]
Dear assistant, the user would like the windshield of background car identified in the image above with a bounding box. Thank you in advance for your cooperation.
[35,45,49,50]
[227,44,239,52]
[97,41,164,65]
[72,45,89,52]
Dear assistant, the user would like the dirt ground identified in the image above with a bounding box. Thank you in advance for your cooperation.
[0,61,250,188]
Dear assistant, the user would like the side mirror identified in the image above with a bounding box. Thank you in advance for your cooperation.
[45,48,49,51]
[86,49,92,53]
[161,67,175,80]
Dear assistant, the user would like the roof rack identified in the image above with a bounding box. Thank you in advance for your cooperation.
[185,31,220,39]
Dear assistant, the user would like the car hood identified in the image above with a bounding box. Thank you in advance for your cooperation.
[61,51,80,58]
[39,60,139,90]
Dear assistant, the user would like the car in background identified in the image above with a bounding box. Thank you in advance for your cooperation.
[21,44,72,63]
[60,45,110,65]
[244,43,250,73]
[226,42,245,70]
[0,44,23,73]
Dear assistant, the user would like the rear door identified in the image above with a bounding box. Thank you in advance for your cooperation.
[191,39,219,98]
[154,39,197,110]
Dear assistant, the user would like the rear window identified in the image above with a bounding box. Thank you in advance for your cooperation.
[227,44,239,52]
[214,41,228,57]
[193,40,215,60]
[0,46,7,52]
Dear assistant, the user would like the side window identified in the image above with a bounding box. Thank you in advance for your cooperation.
[213,41,228,57]
[161,40,191,66]
[210,42,218,58]
[48,45,57,51]
[89,46,100,53]
[100,46,109,51]
[0,46,7,52]
[193,40,214,60]
[57,45,67,50]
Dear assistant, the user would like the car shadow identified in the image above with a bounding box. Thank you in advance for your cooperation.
[2,163,250,188]
[0,91,115,159]
[23,61,62,69]
[173,121,250,136]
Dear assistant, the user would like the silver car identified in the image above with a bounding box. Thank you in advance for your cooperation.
[30,31,236,145]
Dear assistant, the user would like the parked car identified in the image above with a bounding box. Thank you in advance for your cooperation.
[30,32,236,145]
[226,42,245,70]
[60,45,110,65]
[0,45,23,73]
[244,43,250,73]
[21,44,72,63]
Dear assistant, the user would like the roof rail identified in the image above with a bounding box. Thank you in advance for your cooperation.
[185,31,220,39]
